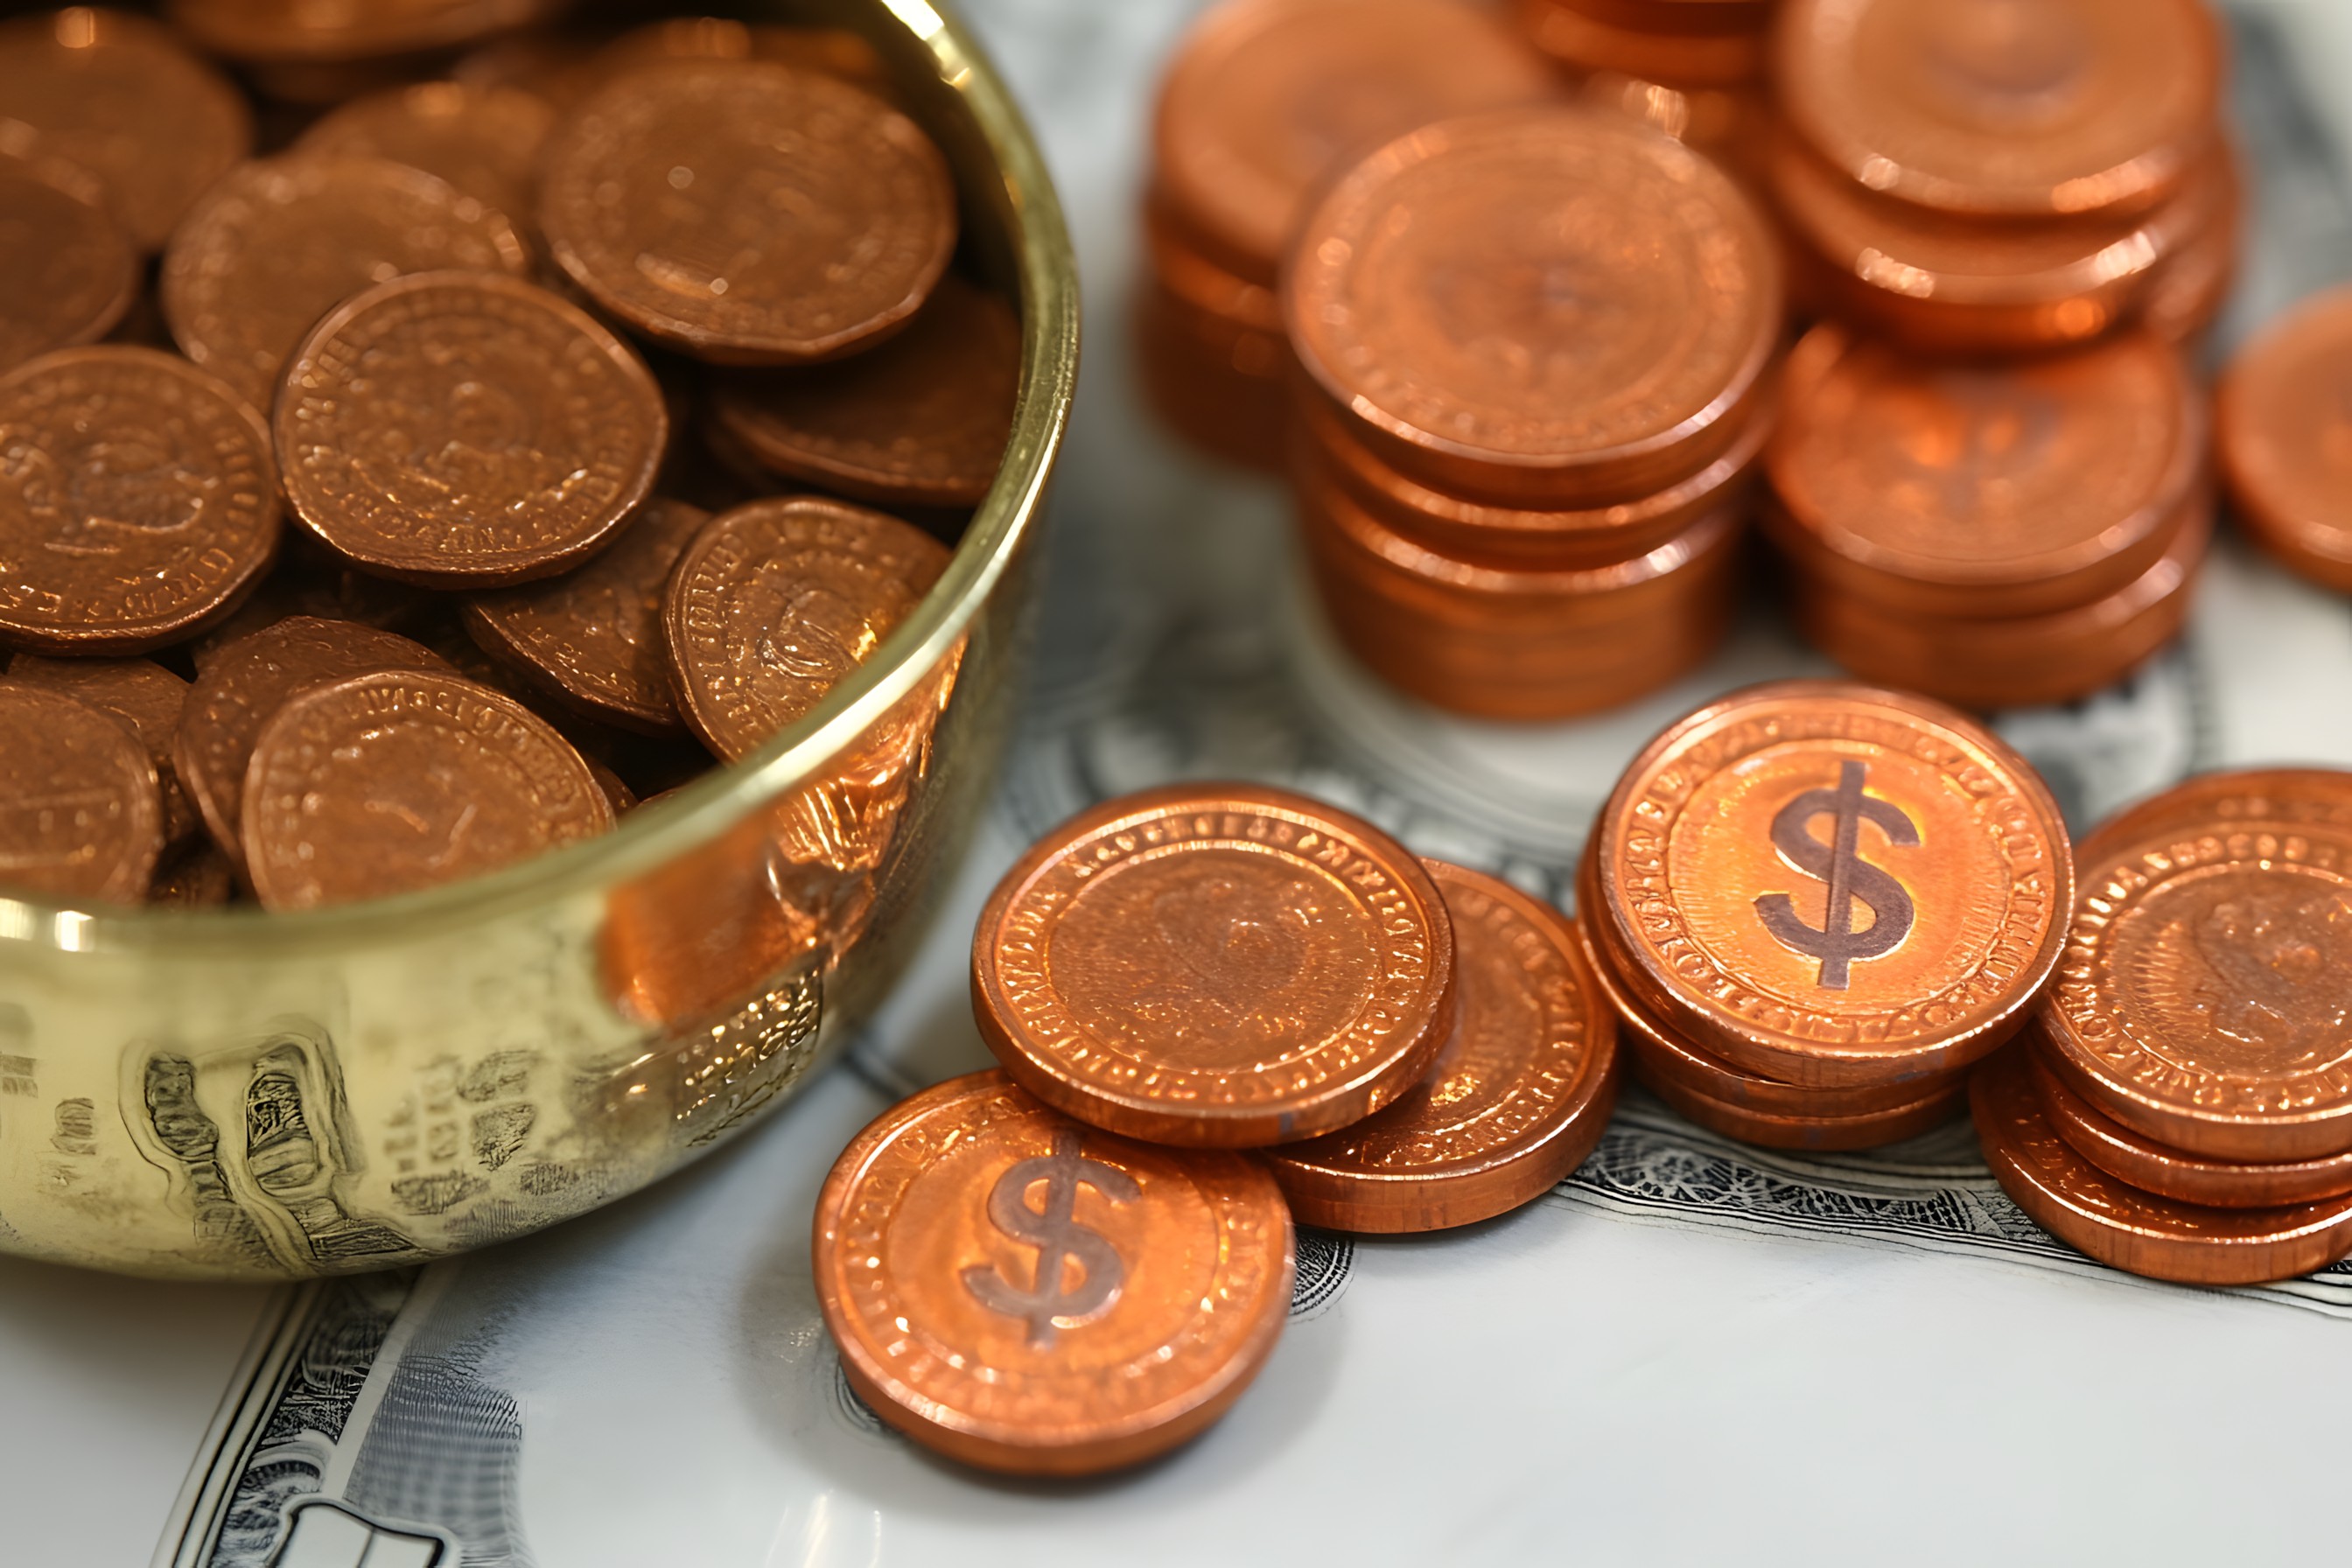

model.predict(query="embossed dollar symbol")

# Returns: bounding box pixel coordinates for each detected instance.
[962,1129,1141,1347]
[1754,760,1921,990]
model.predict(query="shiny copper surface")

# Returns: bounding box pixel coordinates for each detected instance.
[973,784,1456,1148]
[295,80,556,223]
[0,682,161,905]
[0,144,134,373]
[1132,284,1290,472]
[1517,0,1768,89]
[2220,283,2352,593]
[1642,1052,1967,1150]
[166,0,564,64]
[4,654,195,845]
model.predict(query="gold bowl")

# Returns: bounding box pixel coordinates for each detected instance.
[0,0,1078,1280]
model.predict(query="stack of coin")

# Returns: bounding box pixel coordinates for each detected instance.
[1765,323,2212,710]
[1978,770,2352,1285]
[1767,0,2236,355]
[0,10,1020,915]
[1579,682,2072,1150]
[1511,0,1774,176]
[2218,284,2352,595]
[1283,106,1782,719]
[1137,0,1555,470]
[816,782,1623,1473]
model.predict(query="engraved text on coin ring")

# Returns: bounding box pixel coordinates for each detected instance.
[962,1129,1139,1348]
[1754,760,1921,990]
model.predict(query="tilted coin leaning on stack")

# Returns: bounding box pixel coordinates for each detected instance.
[0,4,1020,914]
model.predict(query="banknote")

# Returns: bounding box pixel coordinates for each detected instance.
[116,2,2352,1564]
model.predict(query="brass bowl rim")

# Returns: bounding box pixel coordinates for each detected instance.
[0,0,1079,959]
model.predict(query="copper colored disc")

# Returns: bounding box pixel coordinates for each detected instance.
[464,498,708,737]
[1517,0,1768,88]
[2220,283,2352,595]
[0,141,135,373]
[1133,285,1288,472]
[176,617,453,874]
[1285,106,1782,509]
[538,60,955,366]
[813,1070,1294,1476]
[1773,0,2220,220]
[1542,0,1774,35]
[0,8,252,252]
[161,154,530,409]
[0,683,161,905]
[295,81,556,223]
[1768,325,2202,619]
[0,346,279,656]
[973,783,1457,1148]
[2028,1038,2352,1211]
[242,668,613,912]
[587,18,896,100]
[1973,1044,2352,1286]
[167,0,564,65]
[1152,0,1556,287]
[1593,680,2072,1088]
[2073,769,2352,872]
[276,270,667,589]
[1264,860,1620,1231]
[663,497,950,763]
[1638,1048,1967,1151]
[1142,187,1282,338]
[709,275,1021,508]
[2042,776,2352,1164]
[5,655,195,845]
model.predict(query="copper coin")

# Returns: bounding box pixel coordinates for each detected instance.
[0,682,160,904]
[709,275,1021,508]
[1973,1043,2352,1286]
[175,616,452,872]
[148,836,234,909]
[5,654,194,844]
[167,0,564,64]
[2042,777,2352,1163]
[1773,0,2220,220]
[161,154,530,409]
[1593,680,2072,1088]
[663,497,949,762]
[188,543,438,671]
[2220,283,2352,595]
[538,60,955,366]
[973,783,1457,1148]
[463,497,708,736]
[276,270,666,588]
[2028,1036,2352,1211]
[295,81,556,224]
[1768,325,2202,619]
[1133,285,1289,473]
[0,136,135,373]
[590,17,894,97]
[1142,186,1282,339]
[2139,150,2242,348]
[1540,0,1774,35]
[1285,106,1782,509]
[0,346,279,656]
[1518,0,1768,88]
[0,7,251,252]
[1264,860,1620,1231]
[1792,486,2208,713]
[1640,1053,1967,1151]
[2074,769,2352,872]
[242,668,613,912]
[813,1069,1293,1476]
[1153,0,1554,287]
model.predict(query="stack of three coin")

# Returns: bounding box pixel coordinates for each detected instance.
[1511,0,1774,179]
[1977,771,2352,1286]
[815,784,1623,1474]
[1282,105,1783,720]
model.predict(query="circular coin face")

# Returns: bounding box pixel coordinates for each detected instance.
[5,654,194,844]
[814,1070,1293,1475]
[710,275,1022,508]
[973,783,1456,1147]
[295,81,556,223]
[1285,106,1782,508]
[2043,775,2352,1162]
[167,0,564,64]
[242,669,613,911]
[0,347,279,656]
[538,60,955,365]
[162,155,530,408]
[464,497,707,735]
[277,271,667,588]
[1594,680,2072,1088]
[0,145,135,374]
[1264,860,1617,1231]
[1973,1043,2352,1285]
[0,683,161,905]
[2219,284,2352,594]
[0,8,253,251]
[1774,0,2220,219]
[663,497,950,761]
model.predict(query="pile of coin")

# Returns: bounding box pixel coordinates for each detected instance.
[0,7,1019,914]
[1578,681,2072,1150]
[1511,0,1772,177]
[1135,0,1554,472]
[815,782,1622,1472]
[1978,771,2352,1285]
[1284,106,1782,719]
[2219,283,2352,596]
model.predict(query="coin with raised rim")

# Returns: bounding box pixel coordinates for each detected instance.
[0,682,161,905]
[973,783,1457,1148]
[1264,860,1619,1231]
[813,1069,1293,1475]
[0,346,279,656]
[0,139,135,373]
[295,80,556,223]
[5,654,194,844]
[2219,283,2352,594]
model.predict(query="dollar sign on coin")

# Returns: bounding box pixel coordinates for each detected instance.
[1754,760,1920,990]
[962,1128,1142,1347]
